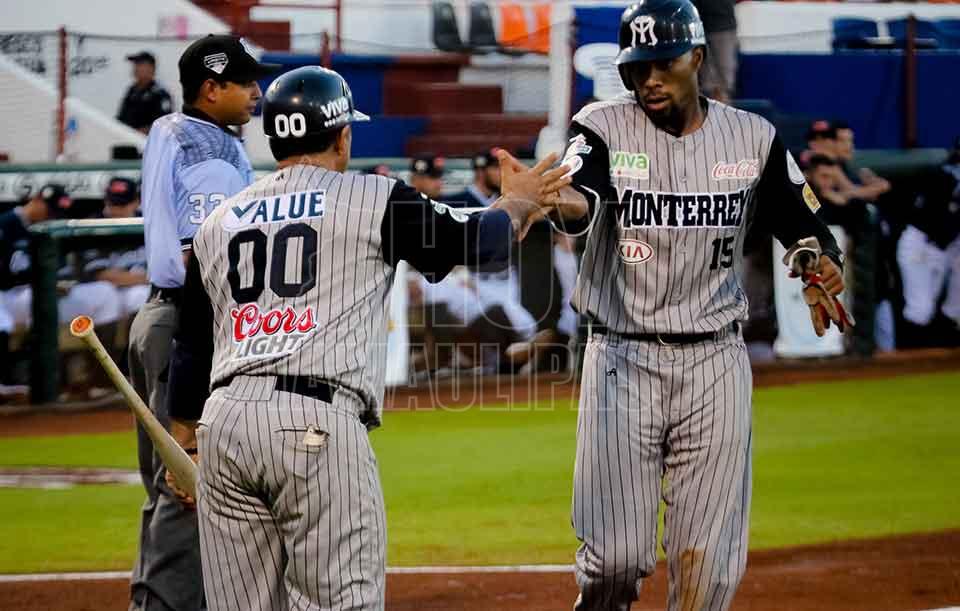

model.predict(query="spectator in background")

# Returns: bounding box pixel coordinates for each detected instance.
[0,186,122,400]
[805,120,839,160]
[117,52,173,134]
[409,154,446,200]
[833,120,891,202]
[447,149,501,208]
[365,163,391,177]
[806,119,890,203]
[0,185,62,400]
[693,0,738,103]
[79,178,150,319]
[896,138,960,344]
[804,154,856,215]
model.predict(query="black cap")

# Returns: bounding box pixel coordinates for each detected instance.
[410,155,446,178]
[806,119,837,142]
[178,35,282,89]
[472,148,502,170]
[33,184,72,217]
[126,51,156,65]
[105,177,139,205]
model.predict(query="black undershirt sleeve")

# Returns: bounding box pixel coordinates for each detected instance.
[167,253,214,421]
[379,180,514,283]
[752,134,843,268]
[552,121,617,235]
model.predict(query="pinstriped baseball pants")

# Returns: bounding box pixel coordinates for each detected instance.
[573,329,752,611]
[196,375,386,611]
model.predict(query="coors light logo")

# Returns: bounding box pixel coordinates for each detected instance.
[230,304,316,359]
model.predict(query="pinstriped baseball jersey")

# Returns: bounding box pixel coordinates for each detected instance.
[179,163,517,428]
[562,94,839,335]
[191,165,396,426]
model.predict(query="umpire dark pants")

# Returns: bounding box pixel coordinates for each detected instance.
[127,297,205,611]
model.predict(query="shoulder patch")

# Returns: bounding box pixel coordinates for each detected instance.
[802,183,821,213]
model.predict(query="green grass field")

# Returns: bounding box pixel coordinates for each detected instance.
[1,371,958,573]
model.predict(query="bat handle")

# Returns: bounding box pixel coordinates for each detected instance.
[69,315,199,498]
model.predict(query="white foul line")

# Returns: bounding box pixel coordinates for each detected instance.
[0,565,575,583]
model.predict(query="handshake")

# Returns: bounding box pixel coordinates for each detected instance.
[490,150,588,240]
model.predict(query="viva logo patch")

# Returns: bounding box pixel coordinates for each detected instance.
[610,151,650,180]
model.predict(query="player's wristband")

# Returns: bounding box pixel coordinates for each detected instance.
[183,447,198,456]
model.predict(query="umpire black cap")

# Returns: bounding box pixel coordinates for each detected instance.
[615,0,706,88]
[179,35,281,90]
[263,66,370,140]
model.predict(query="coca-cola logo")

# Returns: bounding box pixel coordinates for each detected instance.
[231,304,316,342]
[711,159,759,180]
[617,239,654,264]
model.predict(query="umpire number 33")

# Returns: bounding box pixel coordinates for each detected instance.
[188,193,225,224]
[227,223,318,303]
[709,236,734,270]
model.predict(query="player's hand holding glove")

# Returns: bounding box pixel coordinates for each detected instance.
[783,237,855,337]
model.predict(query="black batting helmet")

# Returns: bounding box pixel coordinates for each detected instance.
[263,66,369,142]
[615,0,706,89]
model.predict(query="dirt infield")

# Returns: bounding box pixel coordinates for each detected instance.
[1,530,957,610]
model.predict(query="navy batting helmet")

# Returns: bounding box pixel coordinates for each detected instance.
[615,0,706,89]
[263,66,369,142]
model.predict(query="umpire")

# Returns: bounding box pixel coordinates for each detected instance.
[127,35,279,611]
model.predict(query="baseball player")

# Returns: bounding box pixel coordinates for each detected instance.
[446,150,501,208]
[0,185,75,398]
[79,178,150,318]
[527,2,851,608]
[408,154,446,199]
[161,66,576,611]
[897,138,960,335]
[127,35,279,611]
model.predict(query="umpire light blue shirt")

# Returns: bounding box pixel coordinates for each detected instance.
[141,111,254,288]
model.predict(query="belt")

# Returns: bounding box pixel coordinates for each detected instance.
[590,321,739,346]
[273,375,337,403]
[211,374,339,404]
[149,284,182,305]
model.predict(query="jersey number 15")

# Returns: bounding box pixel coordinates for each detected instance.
[227,223,318,303]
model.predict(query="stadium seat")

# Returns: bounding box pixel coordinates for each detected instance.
[832,18,880,50]
[936,19,960,49]
[432,1,466,53]
[887,18,940,48]
[499,3,530,51]
[530,3,551,55]
[468,2,500,54]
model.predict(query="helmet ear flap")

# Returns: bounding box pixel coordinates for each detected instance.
[619,64,633,91]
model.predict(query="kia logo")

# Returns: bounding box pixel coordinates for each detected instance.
[618,239,654,264]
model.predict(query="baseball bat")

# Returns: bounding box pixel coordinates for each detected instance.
[70,315,198,498]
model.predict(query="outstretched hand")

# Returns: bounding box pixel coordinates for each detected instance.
[498,150,571,203]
